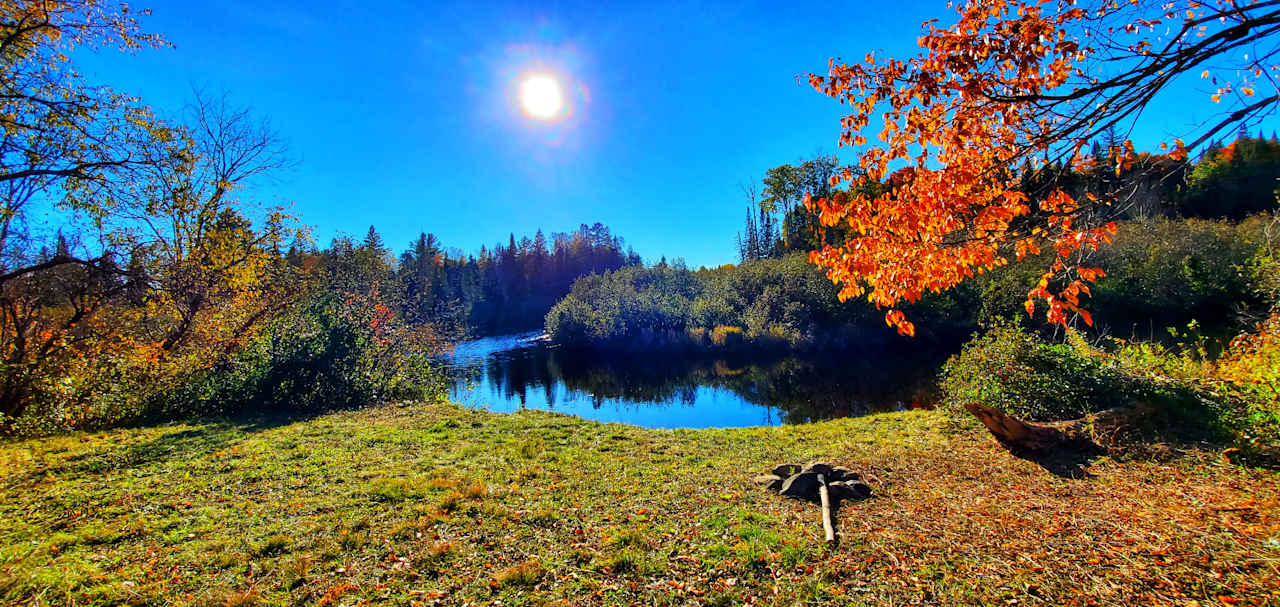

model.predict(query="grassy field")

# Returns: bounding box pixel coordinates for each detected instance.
[1,402,1277,606]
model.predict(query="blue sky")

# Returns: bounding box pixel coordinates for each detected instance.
[75,1,1276,268]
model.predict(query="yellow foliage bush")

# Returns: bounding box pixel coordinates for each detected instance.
[1215,311,1280,449]
[709,325,744,347]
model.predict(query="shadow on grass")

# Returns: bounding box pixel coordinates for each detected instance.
[825,492,876,548]
[25,408,340,482]
[1001,441,1103,479]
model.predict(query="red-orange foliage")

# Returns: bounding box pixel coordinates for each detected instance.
[805,0,1279,335]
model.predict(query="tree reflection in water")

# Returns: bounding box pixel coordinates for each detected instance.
[442,333,950,428]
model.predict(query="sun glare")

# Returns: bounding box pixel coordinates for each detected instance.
[520,75,563,119]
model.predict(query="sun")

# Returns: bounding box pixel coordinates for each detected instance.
[520,74,563,119]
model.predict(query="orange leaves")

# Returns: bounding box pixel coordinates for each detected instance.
[801,0,1148,334]
[1014,238,1041,260]
[1077,267,1106,282]
[884,310,916,336]
[1077,308,1093,327]
[316,583,358,607]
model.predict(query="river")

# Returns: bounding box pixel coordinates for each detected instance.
[439,332,949,428]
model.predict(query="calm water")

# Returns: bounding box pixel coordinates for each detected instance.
[440,332,949,428]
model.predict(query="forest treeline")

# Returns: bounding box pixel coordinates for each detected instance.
[546,216,1274,350]
[313,223,639,336]
[735,129,1280,263]
[6,201,637,435]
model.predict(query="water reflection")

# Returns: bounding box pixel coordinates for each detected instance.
[441,332,947,428]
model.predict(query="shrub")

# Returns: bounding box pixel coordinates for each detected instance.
[1214,312,1280,451]
[970,216,1269,339]
[0,338,165,436]
[939,323,1140,421]
[154,291,445,420]
[1092,217,1263,336]
[709,325,745,348]
[942,321,1279,459]
[544,254,898,350]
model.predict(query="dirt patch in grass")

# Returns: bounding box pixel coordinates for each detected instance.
[0,402,1276,605]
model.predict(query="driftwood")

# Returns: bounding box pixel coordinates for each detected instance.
[964,402,1154,453]
[816,474,835,545]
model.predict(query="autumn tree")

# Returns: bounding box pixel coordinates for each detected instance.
[0,3,309,428]
[0,0,164,280]
[0,0,168,422]
[804,0,1280,335]
[113,91,299,354]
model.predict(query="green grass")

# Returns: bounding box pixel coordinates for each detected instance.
[0,402,1277,605]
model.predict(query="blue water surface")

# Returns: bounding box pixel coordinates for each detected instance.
[441,332,943,429]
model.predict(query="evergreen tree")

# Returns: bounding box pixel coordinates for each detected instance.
[362,226,386,254]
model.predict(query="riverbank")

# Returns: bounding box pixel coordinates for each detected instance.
[2,402,1276,605]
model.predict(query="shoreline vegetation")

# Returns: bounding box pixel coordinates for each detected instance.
[1,402,1275,606]
[543,215,1278,355]
[543,255,976,354]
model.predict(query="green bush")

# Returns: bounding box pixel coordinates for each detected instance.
[939,323,1140,421]
[939,321,1280,458]
[1090,217,1264,337]
[544,254,901,350]
[1108,338,1275,454]
[970,216,1269,340]
[154,292,445,419]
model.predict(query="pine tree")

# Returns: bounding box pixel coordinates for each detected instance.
[758,206,776,259]
[1203,139,1223,161]
[362,225,385,253]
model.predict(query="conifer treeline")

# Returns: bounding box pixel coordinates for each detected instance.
[736,133,1280,263]
[295,222,641,336]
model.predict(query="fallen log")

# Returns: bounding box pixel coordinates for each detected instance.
[964,402,1154,453]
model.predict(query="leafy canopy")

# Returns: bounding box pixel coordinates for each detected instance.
[805,0,1280,335]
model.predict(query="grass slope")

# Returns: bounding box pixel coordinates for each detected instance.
[1,403,1277,606]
